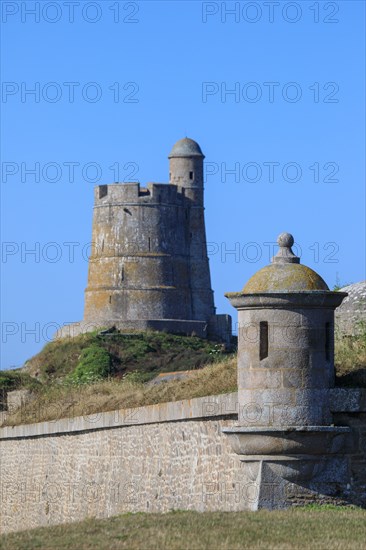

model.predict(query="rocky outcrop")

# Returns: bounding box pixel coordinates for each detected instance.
[335,282,366,336]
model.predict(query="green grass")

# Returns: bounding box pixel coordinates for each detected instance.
[1,508,365,550]
[67,344,112,384]
[21,331,230,382]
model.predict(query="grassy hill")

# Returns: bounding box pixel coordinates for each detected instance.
[0,327,365,426]
[0,331,236,424]
[23,330,229,382]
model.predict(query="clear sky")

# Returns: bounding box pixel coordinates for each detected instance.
[1,0,365,369]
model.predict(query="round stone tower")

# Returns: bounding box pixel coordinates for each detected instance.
[56,138,231,342]
[169,138,215,321]
[83,181,193,325]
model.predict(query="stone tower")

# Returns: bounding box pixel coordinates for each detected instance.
[57,138,231,342]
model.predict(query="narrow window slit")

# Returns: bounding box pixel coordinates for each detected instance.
[260,321,268,360]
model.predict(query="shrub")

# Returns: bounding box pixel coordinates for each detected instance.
[68,344,111,385]
[122,371,156,385]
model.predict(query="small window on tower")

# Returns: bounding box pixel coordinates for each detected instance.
[189,171,193,180]
[259,321,269,360]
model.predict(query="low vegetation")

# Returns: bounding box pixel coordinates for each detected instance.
[0,370,40,410]
[335,323,366,387]
[3,356,237,426]
[0,326,365,426]
[0,332,236,425]
[1,507,366,550]
[21,331,224,382]
[67,343,112,384]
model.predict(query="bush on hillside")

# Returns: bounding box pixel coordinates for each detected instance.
[68,344,112,385]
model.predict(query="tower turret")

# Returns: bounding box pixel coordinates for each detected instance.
[169,138,214,321]
[168,137,204,205]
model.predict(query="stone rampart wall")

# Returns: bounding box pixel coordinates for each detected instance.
[1,390,365,534]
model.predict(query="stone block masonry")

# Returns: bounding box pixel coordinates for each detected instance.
[1,390,365,534]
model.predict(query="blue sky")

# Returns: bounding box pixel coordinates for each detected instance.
[1,0,365,369]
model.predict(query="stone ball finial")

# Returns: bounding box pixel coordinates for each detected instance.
[273,232,300,264]
[277,232,294,248]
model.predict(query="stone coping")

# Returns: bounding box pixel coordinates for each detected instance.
[0,392,238,440]
[225,292,347,309]
[0,389,364,441]
[222,426,351,433]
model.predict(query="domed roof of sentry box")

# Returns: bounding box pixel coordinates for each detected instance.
[168,138,205,158]
[242,232,329,293]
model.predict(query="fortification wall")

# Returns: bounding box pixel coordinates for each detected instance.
[1,390,365,534]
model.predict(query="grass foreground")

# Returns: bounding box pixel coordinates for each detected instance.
[1,507,366,550]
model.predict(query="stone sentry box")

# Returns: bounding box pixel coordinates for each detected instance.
[223,232,351,509]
